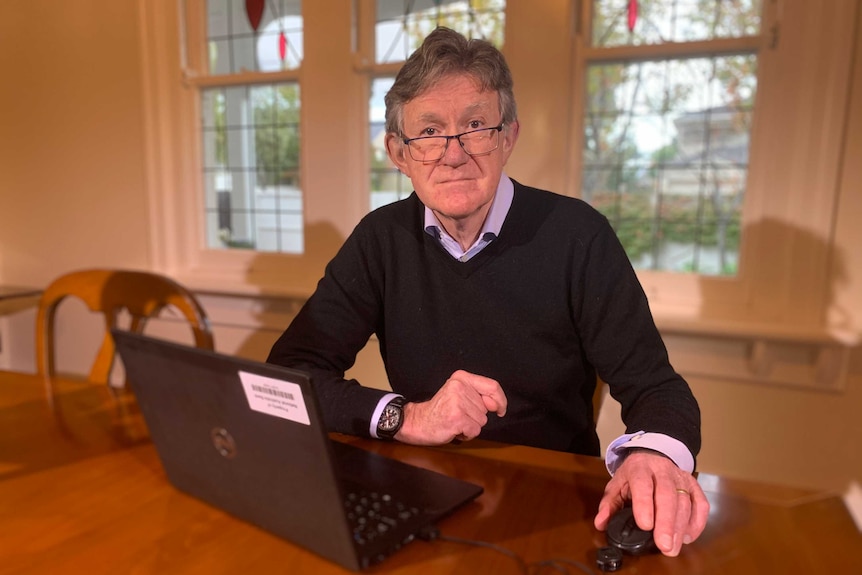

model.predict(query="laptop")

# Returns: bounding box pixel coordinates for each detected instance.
[112,330,483,571]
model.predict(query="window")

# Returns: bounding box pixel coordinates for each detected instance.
[579,0,762,276]
[202,83,302,252]
[562,0,855,331]
[198,0,304,253]
[366,1,507,210]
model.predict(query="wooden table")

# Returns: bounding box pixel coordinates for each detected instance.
[1,370,860,574]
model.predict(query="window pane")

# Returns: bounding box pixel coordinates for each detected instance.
[202,83,302,253]
[592,0,762,47]
[369,77,406,209]
[375,0,505,64]
[582,55,756,276]
[207,0,303,74]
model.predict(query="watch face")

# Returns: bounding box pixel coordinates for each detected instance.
[379,404,402,432]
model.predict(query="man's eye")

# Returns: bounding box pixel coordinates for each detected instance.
[421,128,438,136]
[468,120,482,130]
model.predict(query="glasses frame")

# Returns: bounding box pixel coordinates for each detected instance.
[400,124,505,162]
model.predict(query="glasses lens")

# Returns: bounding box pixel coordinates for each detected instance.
[461,128,500,155]
[406,127,501,161]
[409,137,447,161]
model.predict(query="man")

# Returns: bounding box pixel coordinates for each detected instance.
[268,27,708,557]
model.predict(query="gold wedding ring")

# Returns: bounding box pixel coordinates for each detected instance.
[676,488,690,496]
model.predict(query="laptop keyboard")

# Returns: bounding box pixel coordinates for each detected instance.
[343,487,420,546]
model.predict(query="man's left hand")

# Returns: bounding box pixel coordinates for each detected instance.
[593,449,709,557]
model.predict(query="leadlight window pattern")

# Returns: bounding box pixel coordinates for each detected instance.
[593,0,762,47]
[202,0,303,253]
[582,0,762,276]
[370,1,506,209]
[202,83,302,253]
[207,0,303,73]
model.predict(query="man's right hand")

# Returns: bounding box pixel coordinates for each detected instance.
[395,370,507,445]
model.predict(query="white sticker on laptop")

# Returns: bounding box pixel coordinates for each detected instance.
[239,371,310,425]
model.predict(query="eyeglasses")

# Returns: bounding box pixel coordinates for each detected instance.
[401,124,504,162]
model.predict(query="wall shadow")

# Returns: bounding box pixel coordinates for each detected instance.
[232,221,345,362]
[689,216,862,491]
[696,217,849,328]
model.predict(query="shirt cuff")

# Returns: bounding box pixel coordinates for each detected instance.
[604,431,695,475]
[368,393,404,439]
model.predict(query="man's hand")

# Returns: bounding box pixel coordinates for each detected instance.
[395,370,507,445]
[594,449,709,557]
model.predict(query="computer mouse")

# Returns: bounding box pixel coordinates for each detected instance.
[605,505,657,555]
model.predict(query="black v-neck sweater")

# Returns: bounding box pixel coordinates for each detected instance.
[268,180,701,458]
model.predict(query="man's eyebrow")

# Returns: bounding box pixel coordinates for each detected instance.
[413,102,494,124]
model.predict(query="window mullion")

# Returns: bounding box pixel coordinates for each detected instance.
[583,36,763,63]
[188,69,302,88]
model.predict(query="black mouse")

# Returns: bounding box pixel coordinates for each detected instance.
[605,506,657,555]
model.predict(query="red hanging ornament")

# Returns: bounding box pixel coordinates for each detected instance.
[279,31,288,62]
[627,0,638,32]
[245,0,265,32]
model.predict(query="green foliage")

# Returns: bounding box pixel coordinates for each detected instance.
[594,191,741,270]
[253,84,301,187]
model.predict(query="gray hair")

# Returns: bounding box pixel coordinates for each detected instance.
[384,27,517,134]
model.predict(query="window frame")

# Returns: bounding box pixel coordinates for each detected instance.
[141,0,368,296]
[564,0,854,336]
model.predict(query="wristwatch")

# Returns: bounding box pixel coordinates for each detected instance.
[376,397,405,440]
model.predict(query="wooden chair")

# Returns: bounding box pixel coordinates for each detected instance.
[35,269,214,393]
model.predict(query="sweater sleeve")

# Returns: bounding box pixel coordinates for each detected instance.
[267,221,391,437]
[574,220,702,462]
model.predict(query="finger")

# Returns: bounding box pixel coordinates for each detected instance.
[460,399,490,430]
[452,370,508,416]
[669,488,691,556]
[446,380,491,422]
[650,479,682,555]
[480,393,506,416]
[685,484,710,543]
[629,475,656,531]
[456,418,483,441]
[593,480,626,530]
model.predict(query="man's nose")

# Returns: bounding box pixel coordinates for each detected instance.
[441,136,470,165]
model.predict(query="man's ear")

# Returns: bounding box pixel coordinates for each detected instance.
[385,132,412,176]
[500,120,520,163]
[503,120,520,151]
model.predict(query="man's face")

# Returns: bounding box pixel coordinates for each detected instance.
[385,74,519,225]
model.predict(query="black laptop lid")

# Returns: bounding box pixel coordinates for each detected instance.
[113,330,362,570]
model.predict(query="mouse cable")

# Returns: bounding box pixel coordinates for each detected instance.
[419,527,598,575]
[531,558,598,575]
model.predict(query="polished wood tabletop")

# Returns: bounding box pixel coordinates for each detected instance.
[1,369,860,574]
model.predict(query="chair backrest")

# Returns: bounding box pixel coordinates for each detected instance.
[36,269,214,385]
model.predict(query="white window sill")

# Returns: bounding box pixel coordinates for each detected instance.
[654,314,859,392]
